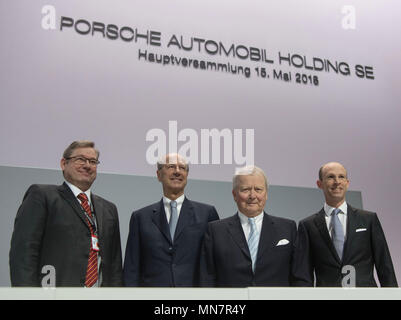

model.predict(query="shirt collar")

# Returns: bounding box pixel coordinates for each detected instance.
[324,201,348,217]
[163,194,185,206]
[65,181,91,204]
[238,210,264,225]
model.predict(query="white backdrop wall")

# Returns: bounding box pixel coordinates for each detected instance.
[1,1,400,283]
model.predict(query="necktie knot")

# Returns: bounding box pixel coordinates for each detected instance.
[332,208,341,216]
[77,192,88,203]
[248,217,257,229]
[170,200,177,209]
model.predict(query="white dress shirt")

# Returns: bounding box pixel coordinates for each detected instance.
[238,211,264,241]
[324,201,348,238]
[65,181,92,208]
[163,194,185,223]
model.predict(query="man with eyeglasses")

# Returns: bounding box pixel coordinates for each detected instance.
[10,140,123,287]
[123,153,219,287]
[295,161,397,287]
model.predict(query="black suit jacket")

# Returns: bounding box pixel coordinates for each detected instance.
[123,197,219,287]
[9,183,123,287]
[200,212,308,287]
[296,204,398,287]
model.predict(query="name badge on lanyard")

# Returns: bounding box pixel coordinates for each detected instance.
[91,235,100,252]
[83,203,100,252]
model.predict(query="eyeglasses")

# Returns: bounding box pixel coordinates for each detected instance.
[66,156,100,167]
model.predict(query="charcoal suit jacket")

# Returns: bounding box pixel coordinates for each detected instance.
[9,183,123,287]
[199,212,309,287]
[295,204,397,287]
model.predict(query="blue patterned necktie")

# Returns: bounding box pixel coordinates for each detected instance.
[331,208,344,259]
[248,217,259,272]
[169,200,178,241]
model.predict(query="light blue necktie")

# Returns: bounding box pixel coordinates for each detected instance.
[331,208,344,259]
[248,217,259,272]
[169,200,178,241]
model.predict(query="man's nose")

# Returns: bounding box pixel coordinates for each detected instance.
[82,160,92,168]
[172,165,182,173]
[249,189,256,198]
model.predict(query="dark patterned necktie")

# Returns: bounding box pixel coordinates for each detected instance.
[77,193,98,287]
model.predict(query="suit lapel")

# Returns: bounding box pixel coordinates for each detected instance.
[227,214,250,259]
[91,194,104,237]
[151,199,172,243]
[256,213,276,260]
[58,182,89,229]
[313,208,341,263]
[173,198,196,242]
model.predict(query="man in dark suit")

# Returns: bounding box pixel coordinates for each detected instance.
[296,161,397,287]
[9,141,123,287]
[200,166,308,287]
[123,153,219,287]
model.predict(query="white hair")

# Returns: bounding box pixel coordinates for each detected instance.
[232,165,268,190]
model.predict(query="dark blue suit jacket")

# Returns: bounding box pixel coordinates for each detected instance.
[123,197,219,287]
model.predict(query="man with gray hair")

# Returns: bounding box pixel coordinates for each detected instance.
[200,165,308,287]
[10,140,123,287]
[124,153,219,287]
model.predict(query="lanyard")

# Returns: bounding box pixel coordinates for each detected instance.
[80,205,98,235]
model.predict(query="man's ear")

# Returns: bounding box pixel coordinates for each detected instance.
[316,179,322,189]
[232,189,237,201]
[60,158,66,170]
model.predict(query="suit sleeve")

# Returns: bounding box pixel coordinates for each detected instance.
[371,213,398,287]
[9,185,48,286]
[208,206,220,222]
[123,211,141,286]
[107,203,123,286]
[291,220,314,287]
[199,222,217,287]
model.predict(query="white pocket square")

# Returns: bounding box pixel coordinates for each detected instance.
[356,228,367,232]
[276,239,290,246]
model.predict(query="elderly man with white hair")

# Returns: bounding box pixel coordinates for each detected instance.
[200,165,309,287]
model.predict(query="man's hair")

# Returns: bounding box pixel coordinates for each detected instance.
[157,153,189,171]
[63,140,99,159]
[232,165,268,191]
[318,162,348,181]
[318,165,324,181]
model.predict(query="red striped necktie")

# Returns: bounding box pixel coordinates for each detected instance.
[77,192,98,287]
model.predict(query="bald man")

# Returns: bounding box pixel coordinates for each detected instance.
[123,154,219,287]
[295,162,397,287]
